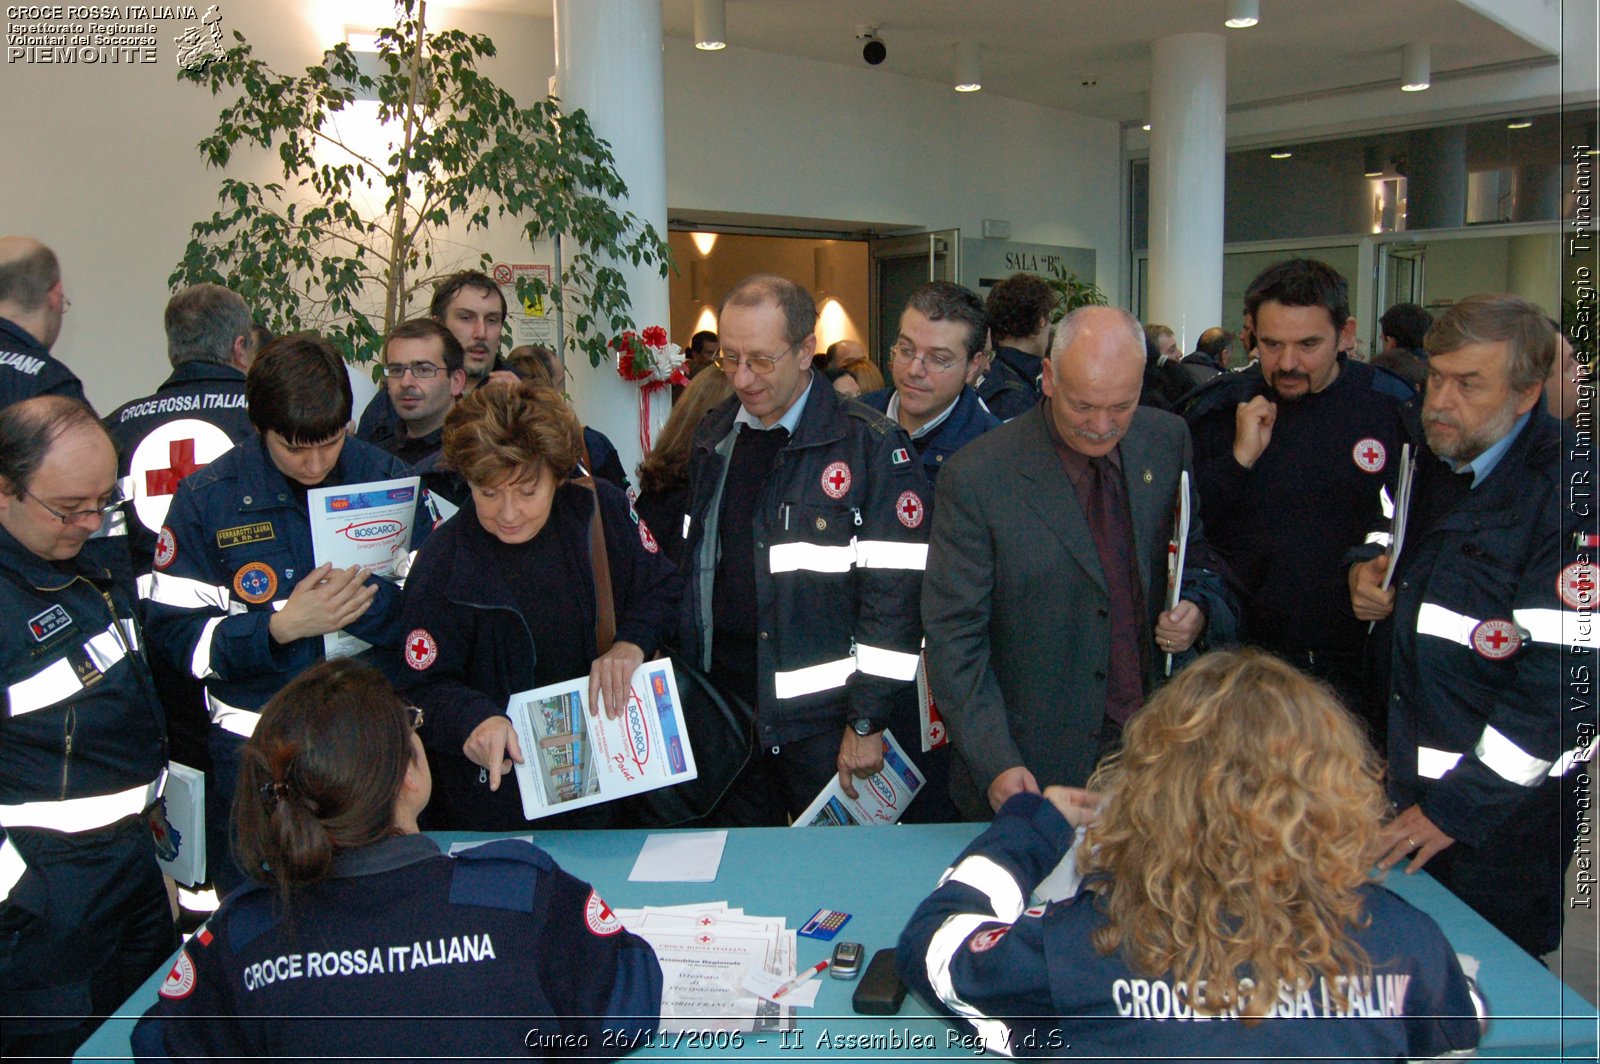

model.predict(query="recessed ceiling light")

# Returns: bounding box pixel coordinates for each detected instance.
[1224,0,1260,29]
[1142,123,1151,132]
[1506,118,1533,130]
[1270,149,1293,160]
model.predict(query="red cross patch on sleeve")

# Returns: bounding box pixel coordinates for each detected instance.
[585,889,622,935]
[896,491,925,529]
[158,950,197,1000]
[404,629,439,670]
[153,526,178,570]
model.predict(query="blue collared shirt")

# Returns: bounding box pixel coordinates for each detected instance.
[1446,410,1530,487]
[733,376,813,434]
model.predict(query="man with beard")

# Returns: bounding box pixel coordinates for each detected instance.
[1183,259,1414,731]
[357,271,517,442]
[1349,295,1592,960]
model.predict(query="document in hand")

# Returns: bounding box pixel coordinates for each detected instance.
[505,659,699,821]
[1164,470,1190,677]
[793,728,924,827]
[307,475,424,658]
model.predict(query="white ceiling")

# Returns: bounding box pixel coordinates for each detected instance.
[445,0,1562,125]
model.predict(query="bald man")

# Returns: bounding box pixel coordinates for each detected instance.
[0,236,87,410]
[924,306,1237,818]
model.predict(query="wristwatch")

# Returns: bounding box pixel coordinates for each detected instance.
[849,718,878,737]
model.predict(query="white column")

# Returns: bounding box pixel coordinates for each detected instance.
[553,0,670,485]
[1147,33,1226,352]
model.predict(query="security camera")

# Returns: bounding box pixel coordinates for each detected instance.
[856,25,886,65]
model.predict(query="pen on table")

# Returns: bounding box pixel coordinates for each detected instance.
[772,960,829,999]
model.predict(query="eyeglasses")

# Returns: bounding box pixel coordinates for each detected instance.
[405,705,425,731]
[890,341,962,374]
[27,486,124,525]
[382,362,447,379]
[714,343,799,376]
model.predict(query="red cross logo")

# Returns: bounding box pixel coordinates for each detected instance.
[585,890,622,936]
[897,490,925,529]
[1470,618,1521,661]
[698,916,716,927]
[821,461,852,499]
[1351,437,1386,474]
[404,628,438,670]
[696,932,714,945]
[145,439,203,497]
[1560,562,1596,609]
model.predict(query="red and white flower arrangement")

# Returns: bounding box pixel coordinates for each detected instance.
[612,325,688,454]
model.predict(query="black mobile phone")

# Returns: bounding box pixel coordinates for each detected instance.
[851,947,907,1015]
[830,940,863,979]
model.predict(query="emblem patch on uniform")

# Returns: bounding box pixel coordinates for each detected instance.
[821,461,852,499]
[232,562,278,605]
[158,950,197,1000]
[1352,438,1387,473]
[216,521,276,550]
[638,519,660,554]
[1470,618,1522,660]
[585,889,622,936]
[27,604,72,643]
[890,447,911,466]
[153,526,177,570]
[896,490,925,529]
[1023,904,1047,919]
[1560,561,1596,610]
[927,719,946,747]
[405,629,438,671]
[968,926,1008,953]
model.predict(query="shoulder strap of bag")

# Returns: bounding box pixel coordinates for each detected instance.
[577,430,617,653]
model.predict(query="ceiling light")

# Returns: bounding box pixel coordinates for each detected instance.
[1224,0,1259,29]
[693,0,726,51]
[1401,43,1430,91]
[953,41,981,92]
[1362,145,1384,177]
[1270,148,1292,159]
[1507,117,1533,130]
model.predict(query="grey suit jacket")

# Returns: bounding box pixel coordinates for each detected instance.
[922,404,1235,805]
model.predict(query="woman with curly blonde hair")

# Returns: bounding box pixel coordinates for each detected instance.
[899,650,1482,1059]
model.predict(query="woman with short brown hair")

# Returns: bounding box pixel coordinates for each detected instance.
[397,381,681,830]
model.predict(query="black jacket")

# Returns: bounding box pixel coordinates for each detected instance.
[398,479,682,829]
[0,316,86,411]
[678,374,930,744]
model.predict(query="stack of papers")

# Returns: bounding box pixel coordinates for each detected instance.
[613,902,802,1031]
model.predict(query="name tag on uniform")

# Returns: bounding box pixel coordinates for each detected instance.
[28,605,73,642]
[216,522,275,549]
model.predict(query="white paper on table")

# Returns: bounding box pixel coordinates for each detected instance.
[792,728,924,827]
[504,659,698,821]
[742,968,822,1007]
[628,831,728,882]
[307,475,422,659]
[641,930,783,1033]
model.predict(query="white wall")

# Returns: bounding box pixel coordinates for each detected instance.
[1,3,1118,417]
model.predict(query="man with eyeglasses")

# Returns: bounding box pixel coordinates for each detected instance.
[357,271,518,444]
[0,396,173,1058]
[861,282,999,500]
[680,274,931,826]
[369,318,467,467]
[0,236,88,412]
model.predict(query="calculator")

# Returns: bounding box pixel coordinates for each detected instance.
[798,908,853,941]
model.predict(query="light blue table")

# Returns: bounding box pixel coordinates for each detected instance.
[76,824,1598,1060]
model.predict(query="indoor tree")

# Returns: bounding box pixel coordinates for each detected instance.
[171,0,670,368]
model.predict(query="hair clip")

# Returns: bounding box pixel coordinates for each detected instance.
[259,779,290,812]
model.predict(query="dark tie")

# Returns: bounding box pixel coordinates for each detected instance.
[1086,456,1144,725]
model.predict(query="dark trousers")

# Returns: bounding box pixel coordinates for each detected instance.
[1425,782,1569,958]
[708,729,843,827]
[0,816,175,1062]
[206,726,247,896]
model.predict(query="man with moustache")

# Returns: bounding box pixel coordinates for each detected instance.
[925,306,1235,818]
[1349,295,1592,959]
[1184,259,1413,729]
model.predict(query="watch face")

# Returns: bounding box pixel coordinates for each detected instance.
[852,719,874,736]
